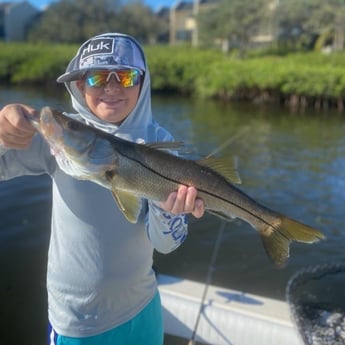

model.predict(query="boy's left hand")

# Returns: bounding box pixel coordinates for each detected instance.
[159,186,205,218]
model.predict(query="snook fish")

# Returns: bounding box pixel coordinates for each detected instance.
[30,106,325,266]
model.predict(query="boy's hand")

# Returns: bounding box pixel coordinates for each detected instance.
[159,186,205,218]
[0,104,37,149]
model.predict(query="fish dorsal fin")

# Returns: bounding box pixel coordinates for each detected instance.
[197,157,242,184]
[111,189,142,223]
[144,141,184,150]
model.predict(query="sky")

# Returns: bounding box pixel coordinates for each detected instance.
[9,0,177,11]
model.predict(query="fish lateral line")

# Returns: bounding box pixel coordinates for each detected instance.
[35,107,326,266]
[118,149,322,246]
[114,148,279,230]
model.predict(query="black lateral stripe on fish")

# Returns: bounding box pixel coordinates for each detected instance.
[31,106,325,267]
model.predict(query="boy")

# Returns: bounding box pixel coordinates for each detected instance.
[0,33,204,345]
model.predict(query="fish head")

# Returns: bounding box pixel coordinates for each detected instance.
[35,107,96,160]
[33,107,117,184]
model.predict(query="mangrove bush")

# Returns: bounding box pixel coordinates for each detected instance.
[1,43,345,110]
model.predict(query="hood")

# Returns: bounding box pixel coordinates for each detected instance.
[60,33,153,142]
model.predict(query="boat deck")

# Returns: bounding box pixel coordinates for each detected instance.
[158,274,303,345]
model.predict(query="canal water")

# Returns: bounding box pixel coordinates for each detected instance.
[1,85,344,344]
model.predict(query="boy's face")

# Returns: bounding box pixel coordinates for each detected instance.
[76,74,141,125]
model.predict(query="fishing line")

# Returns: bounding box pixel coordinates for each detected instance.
[187,220,226,345]
[187,128,251,345]
[205,126,251,159]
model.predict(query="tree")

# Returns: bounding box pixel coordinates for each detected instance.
[275,0,312,50]
[198,0,270,57]
[276,0,345,52]
[115,1,168,44]
[27,0,163,44]
[28,0,121,43]
[304,0,345,51]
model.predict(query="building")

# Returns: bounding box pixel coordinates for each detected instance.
[168,0,278,48]
[0,1,38,41]
[169,0,219,46]
[156,5,171,43]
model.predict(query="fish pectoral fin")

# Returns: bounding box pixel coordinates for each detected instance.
[111,189,142,223]
[197,157,242,184]
[260,216,325,267]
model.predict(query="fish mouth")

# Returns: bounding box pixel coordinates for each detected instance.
[26,113,41,130]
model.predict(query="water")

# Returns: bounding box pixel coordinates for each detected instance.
[1,85,345,344]
[151,97,345,306]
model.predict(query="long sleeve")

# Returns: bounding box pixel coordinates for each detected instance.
[0,134,56,180]
[0,145,9,156]
[146,200,188,254]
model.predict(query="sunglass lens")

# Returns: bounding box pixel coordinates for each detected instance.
[86,72,107,87]
[117,70,140,87]
[86,70,141,88]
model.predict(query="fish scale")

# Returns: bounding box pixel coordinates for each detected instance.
[30,106,325,267]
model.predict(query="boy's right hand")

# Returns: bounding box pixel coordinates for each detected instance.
[0,104,38,149]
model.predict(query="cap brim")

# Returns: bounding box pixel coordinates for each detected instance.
[57,65,143,83]
[56,70,85,83]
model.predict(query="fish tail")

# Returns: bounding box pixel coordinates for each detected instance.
[260,216,325,267]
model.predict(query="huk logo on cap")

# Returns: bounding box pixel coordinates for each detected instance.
[80,38,114,61]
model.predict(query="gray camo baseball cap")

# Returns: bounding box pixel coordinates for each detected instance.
[57,33,145,83]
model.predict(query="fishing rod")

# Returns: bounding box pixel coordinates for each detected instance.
[187,127,250,345]
[187,220,226,345]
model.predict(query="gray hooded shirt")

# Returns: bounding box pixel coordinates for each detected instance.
[0,33,187,337]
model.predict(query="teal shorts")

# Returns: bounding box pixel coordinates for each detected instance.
[49,292,163,345]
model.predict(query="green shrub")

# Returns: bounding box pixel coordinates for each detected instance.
[2,42,345,106]
[0,43,75,83]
